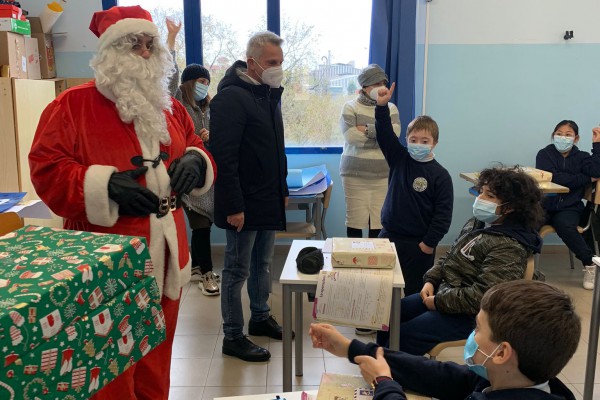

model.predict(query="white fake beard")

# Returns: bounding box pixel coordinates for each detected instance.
[91,43,174,145]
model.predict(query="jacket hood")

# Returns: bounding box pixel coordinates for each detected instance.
[217,60,283,99]
[485,222,543,254]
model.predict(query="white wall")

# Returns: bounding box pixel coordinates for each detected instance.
[428,0,600,44]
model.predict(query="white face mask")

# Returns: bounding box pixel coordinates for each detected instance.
[252,59,284,88]
[369,87,382,101]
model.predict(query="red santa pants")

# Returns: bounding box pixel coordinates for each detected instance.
[90,292,181,400]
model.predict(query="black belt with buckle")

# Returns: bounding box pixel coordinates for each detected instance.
[157,195,182,218]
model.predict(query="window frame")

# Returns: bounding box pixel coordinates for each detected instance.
[105,0,377,154]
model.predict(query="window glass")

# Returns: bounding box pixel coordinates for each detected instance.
[200,0,266,98]
[280,0,371,146]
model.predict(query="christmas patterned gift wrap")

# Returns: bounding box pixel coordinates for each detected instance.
[0,276,165,400]
[0,226,154,362]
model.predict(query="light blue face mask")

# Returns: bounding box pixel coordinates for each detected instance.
[463,330,502,381]
[193,82,209,101]
[472,196,502,224]
[552,136,575,153]
[407,143,432,161]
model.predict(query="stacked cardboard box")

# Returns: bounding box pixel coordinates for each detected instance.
[28,16,55,79]
[0,226,166,399]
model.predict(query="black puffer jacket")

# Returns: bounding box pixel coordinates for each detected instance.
[209,60,288,230]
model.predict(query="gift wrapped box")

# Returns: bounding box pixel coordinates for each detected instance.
[0,226,154,364]
[1,276,166,399]
[331,238,396,268]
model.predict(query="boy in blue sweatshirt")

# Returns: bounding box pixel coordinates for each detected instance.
[374,83,453,296]
[309,280,579,400]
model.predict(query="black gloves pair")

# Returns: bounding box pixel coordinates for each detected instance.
[107,152,207,217]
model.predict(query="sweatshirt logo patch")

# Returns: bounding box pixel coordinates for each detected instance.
[460,234,482,261]
[412,177,428,192]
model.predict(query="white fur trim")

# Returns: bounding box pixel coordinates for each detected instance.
[186,147,215,196]
[98,18,159,51]
[84,165,119,227]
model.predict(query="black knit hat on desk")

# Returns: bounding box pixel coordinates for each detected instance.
[181,64,210,84]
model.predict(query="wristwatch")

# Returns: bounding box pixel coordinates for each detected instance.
[371,376,393,389]
[364,125,369,136]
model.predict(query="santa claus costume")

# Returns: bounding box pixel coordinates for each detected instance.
[28,5,216,400]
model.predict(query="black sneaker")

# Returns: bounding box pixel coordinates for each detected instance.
[248,315,294,340]
[222,336,271,362]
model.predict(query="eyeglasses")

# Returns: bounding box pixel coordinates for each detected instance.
[131,37,155,54]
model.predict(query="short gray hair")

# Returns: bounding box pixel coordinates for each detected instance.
[246,31,283,59]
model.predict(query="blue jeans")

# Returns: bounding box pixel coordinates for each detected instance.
[377,294,475,355]
[221,230,275,339]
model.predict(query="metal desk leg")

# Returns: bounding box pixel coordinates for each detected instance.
[282,284,293,392]
[295,291,304,376]
[314,200,322,240]
[584,264,600,400]
[389,287,402,351]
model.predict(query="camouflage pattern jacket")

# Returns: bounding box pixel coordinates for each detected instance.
[424,217,542,315]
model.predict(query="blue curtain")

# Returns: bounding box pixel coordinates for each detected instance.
[369,0,417,144]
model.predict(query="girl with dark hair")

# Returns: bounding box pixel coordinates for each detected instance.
[167,18,219,296]
[536,120,600,289]
[377,166,544,355]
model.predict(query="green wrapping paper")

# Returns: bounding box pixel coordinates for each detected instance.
[0,226,164,399]
[0,226,153,356]
[0,276,166,399]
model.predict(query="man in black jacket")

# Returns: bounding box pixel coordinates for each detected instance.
[210,31,289,362]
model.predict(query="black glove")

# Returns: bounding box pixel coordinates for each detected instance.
[168,151,207,194]
[108,167,159,216]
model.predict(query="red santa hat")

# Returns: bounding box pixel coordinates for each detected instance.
[89,5,159,51]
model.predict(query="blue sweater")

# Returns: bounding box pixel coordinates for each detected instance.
[536,143,600,212]
[375,106,453,248]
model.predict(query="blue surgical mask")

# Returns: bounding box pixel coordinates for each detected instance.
[407,143,432,161]
[464,330,502,381]
[193,82,209,101]
[552,136,575,153]
[472,196,502,224]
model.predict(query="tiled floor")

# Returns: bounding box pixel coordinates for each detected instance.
[169,245,600,399]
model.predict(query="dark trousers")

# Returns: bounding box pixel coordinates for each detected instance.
[376,294,475,355]
[383,237,435,296]
[546,209,593,266]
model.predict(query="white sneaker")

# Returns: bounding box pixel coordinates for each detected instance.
[583,265,596,290]
[199,271,220,296]
[190,267,202,282]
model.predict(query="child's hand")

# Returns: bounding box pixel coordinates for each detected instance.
[420,282,434,301]
[354,347,392,385]
[593,127,600,143]
[309,323,351,358]
[166,17,182,36]
[423,296,436,310]
[376,82,396,106]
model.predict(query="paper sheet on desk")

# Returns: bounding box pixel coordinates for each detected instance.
[287,165,329,188]
[6,199,52,219]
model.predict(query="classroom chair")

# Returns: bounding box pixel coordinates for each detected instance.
[0,212,24,236]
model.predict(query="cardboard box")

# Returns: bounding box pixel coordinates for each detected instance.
[0,18,30,35]
[331,238,396,268]
[1,276,166,399]
[31,33,55,78]
[0,31,26,78]
[24,36,41,79]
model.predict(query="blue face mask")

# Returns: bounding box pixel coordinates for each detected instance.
[552,136,575,153]
[472,196,502,224]
[463,330,502,381]
[193,82,209,101]
[407,143,432,161]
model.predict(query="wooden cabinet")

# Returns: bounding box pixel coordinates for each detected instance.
[0,77,62,227]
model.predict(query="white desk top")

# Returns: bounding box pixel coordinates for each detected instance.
[215,389,429,400]
[279,239,405,288]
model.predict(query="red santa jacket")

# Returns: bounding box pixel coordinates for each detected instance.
[28,81,216,300]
